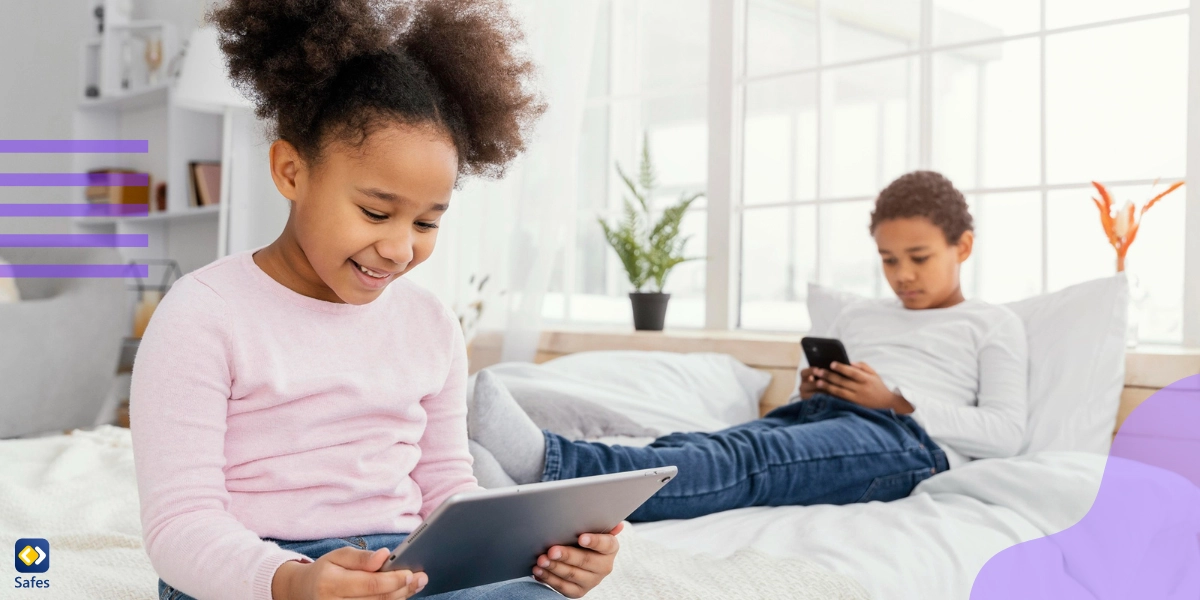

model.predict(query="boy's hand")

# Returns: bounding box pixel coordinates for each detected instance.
[532,521,624,598]
[798,367,819,399]
[812,362,914,414]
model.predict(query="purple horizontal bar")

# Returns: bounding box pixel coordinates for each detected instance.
[0,140,148,153]
[0,264,149,278]
[0,234,148,247]
[0,203,149,217]
[0,173,149,186]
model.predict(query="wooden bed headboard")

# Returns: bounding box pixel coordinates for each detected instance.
[468,328,1200,436]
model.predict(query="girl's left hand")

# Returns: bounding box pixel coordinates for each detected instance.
[532,521,624,598]
[814,361,915,414]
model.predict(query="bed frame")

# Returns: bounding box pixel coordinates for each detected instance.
[468,327,1200,436]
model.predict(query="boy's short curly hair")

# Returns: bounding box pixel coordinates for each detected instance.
[206,0,547,180]
[869,171,974,243]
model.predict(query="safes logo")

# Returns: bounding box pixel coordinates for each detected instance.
[14,538,51,590]
[14,539,48,573]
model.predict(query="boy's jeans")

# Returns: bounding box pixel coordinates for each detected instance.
[157,532,563,600]
[543,393,950,522]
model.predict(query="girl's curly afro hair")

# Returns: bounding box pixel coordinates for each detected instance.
[869,170,974,244]
[206,0,547,180]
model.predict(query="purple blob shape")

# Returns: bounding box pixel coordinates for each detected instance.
[0,203,149,217]
[0,140,148,153]
[0,264,148,278]
[972,375,1200,599]
[0,173,149,186]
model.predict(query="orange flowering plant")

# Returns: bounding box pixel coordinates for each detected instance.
[1090,179,1185,272]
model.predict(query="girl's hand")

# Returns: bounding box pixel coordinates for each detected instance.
[276,547,425,600]
[813,362,914,414]
[532,521,624,598]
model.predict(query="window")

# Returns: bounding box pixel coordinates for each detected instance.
[554,0,1195,345]
[735,0,1190,343]
[547,0,710,328]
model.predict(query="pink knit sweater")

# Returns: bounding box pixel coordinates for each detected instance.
[129,246,481,600]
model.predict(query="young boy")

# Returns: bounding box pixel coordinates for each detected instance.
[469,170,1029,522]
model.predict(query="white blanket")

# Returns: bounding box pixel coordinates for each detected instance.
[590,527,870,600]
[0,426,1112,599]
[633,450,1109,600]
[0,425,156,598]
[0,426,865,599]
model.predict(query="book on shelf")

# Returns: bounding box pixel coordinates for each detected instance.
[188,161,222,207]
[85,168,150,205]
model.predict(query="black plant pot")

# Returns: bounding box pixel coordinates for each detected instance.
[629,292,670,331]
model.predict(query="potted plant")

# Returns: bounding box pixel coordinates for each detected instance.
[597,133,704,331]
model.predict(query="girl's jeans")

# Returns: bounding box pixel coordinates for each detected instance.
[157,532,563,600]
[542,393,951,522]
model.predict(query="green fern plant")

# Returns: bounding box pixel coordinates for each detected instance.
[597,133,705,293]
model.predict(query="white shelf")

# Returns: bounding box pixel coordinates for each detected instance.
[108,19,173,31]
[80,83,170,111]
[71,204,221,225]
[139,204,221,222]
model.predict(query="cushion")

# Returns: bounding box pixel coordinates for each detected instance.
[1004,276,1128,454]
[471,351,772,435]
[0,257,20,303]
[806,275,1129,455]
[473,367,659,440]
[805,282,860,336]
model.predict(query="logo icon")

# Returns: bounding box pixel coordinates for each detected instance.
[15,538,49,573]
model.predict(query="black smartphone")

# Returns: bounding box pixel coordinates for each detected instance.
[800,336,851,371]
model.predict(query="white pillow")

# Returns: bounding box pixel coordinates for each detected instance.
[805,282,860,336]
[806,275,1128,455]
[1005,275,1128,454]
[475,351,772,435]
[0,257,20,303]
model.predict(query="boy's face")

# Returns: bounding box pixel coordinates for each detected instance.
[873,217,973,309]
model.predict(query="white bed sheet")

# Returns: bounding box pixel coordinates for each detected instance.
[0,428,1110,600]
[628,450,1108,599]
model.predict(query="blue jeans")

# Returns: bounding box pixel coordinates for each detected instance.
[157,533,563,600]
[543,393,950,522]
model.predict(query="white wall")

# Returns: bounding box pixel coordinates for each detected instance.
[134,0,207,35]
[0,0,208,235]
[0,1,91,233]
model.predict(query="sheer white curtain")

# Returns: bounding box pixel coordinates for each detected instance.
[410,0,601,362]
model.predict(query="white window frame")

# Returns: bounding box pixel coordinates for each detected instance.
[705,0,1200,346]
[549,0,712,328]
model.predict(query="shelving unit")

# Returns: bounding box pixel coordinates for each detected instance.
[70,10,226,296]
[71,4,291,321]
[73,4,255,429]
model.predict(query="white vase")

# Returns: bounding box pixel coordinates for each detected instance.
[1124,270,1147,348]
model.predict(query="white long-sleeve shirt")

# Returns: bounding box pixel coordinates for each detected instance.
[793,297,1029,469]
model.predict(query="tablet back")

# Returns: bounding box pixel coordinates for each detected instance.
[382,466,677,597]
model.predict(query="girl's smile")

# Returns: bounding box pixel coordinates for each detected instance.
[350,258,397,289]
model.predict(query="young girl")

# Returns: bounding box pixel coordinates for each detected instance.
[130,1,622,599]
[470,170,1030,521]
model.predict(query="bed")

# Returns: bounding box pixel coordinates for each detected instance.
[2,275,1194,599]
[465,275,1197,598]
[464,357,1111,600]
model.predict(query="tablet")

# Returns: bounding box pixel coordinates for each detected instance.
[378,466,678,597]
